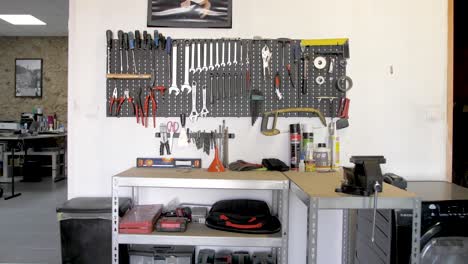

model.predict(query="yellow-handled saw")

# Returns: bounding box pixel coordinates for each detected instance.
[261,108,327,136]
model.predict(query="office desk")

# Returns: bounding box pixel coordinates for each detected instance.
[0,133,67,200]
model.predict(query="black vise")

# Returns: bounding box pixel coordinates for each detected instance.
[336,156,386,196]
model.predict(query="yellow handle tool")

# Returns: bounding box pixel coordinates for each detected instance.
[261,107,327,136]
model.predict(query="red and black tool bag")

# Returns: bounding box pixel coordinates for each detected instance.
[205,199,281,234]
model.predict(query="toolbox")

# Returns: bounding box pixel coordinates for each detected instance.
[119,204,163,234]
[156,217,188,232]
[129,245,195,264]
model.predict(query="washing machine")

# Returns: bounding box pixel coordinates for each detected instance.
[354,181,468,264]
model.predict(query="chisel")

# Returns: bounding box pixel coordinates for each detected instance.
[117,30,123,73]
[106,30,113,74]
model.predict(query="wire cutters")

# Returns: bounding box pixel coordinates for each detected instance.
[144,87,157,128]
[109,88,118,116]
[134,87,145,126]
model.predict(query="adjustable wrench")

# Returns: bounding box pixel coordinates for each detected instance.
[208,41,214,71]
[196,42,201,72]
[215,41,220,68]
[221,41,226,67]
[233,40,238,65]
[181,44,192,93]
[189,42,195,73]
[200,85,209,118]
[169,44,180,96]
[202,41,208,71]
[227,41,232,66]
[188,81,199,122]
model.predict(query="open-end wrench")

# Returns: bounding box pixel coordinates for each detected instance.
[221,41,226,67]
[227,41,232,66]
[239,41,243,66]
[216,73,220,100]
[233,40,238,65]
[188,81,198,122]
[228,73,232,98]
[181,44,192,94]
[209,73,214,104]
[234,73,238,97]
[169,44,180,96]
[208,41,214,71]
[202,41,208,71]
[200,85,209,117]
[215,41,220,69]
[222,73,226,98]
[196,42,201,72]
[189,42,195,73]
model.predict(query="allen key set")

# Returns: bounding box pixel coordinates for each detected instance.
[106,30,352,126]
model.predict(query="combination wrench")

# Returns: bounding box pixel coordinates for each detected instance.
[189,42,195,73]
[233,40,238,65]
[221,41,226,67]
[215,41,220,69]
[196,42,201,72]
[227,41,232,66]
[188,81,199,122]
[169,44,180,96]
[208,41,214,71]
[181,44,192,93]
[202,41,208,72]
[200,85,209,118]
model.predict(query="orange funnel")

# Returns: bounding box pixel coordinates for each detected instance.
[208,146,225,172]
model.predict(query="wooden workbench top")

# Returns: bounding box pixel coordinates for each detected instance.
[115,167,288,182]
[283,170,416,199]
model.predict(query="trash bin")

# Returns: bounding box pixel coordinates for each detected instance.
[57,197,133,264]
[22,158,41,182]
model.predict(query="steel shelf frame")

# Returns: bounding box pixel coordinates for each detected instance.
[289,179,421,264]
[112,168,290,264]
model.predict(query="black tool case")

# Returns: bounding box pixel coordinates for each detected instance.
[129,245,195,264]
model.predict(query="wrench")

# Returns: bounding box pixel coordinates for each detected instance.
[181,44,192,93]
[209,73,214,104]
[189,42,195,73]
[239,41,243,66]
[208,41,214,71]
[202,41,208,71]
[188,81,198,122]
[216,73,220,100]
[233,40,238,65]
[196,42,201,72]
[169,44,180,96]
[227,41,232,66]
[215,41,220,69]
[200,85,209,118]
[221,41,226,67]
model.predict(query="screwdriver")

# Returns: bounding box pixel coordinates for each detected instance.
[142,31,147,50]
[274,72,282,100]
[153,30,159,49]
[135,30,141,49]
[123,33,129,72]
[106,30,112,74]
[166,37,172,82]
[117,30,124,73]
[128,32,137,74]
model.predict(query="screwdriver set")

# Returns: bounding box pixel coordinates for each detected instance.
[105,30,351,124]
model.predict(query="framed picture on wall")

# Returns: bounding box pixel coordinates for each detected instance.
[147,0,232,28]
[15,59,43,98]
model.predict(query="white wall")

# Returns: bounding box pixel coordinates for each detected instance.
[68,0,448,263]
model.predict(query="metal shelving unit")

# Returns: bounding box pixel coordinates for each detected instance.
[112,168,290,264]
[285,171,421,264]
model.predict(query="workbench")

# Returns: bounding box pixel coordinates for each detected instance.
[112,168,290,264]
[0,133,67,200]
[285,171,421,264]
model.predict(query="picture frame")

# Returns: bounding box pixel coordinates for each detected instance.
[147,0,232,28]
[15,58,43,98]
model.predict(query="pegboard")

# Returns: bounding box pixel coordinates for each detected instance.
[106,38,349,119]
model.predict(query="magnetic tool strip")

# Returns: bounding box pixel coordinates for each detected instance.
[106,38,348,118]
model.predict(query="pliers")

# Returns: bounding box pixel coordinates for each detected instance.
[134,87,145,126]
[115,91,126,117]
[126,89,136,115]
[144,87,157,128]
[159,123,171,155]
[109,88,118,116]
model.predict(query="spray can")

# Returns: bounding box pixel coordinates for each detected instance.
[290,124,301,171]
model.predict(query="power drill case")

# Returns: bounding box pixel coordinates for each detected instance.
[206,199,281,234]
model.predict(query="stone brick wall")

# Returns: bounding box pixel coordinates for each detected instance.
[0,37,68,125]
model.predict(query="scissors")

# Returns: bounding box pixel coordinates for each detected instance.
[167,121,180,152]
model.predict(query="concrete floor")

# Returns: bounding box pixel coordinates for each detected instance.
[0,178,66,264]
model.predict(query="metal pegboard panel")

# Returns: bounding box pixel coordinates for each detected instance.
[106,38,349,118]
